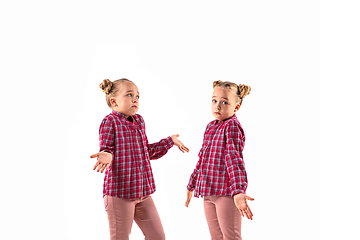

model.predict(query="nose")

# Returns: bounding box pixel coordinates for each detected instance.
[215,102,220,110]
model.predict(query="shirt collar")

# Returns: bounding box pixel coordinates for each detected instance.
[225,114,237,121]
[220,114,237,122]
[112,110,127,118]
[111,110,136,124]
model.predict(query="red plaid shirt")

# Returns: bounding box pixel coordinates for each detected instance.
[187,114,248,197]
[99,110,174,199]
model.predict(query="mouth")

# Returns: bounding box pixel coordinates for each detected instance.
[214,112,220,115]
[131,105,138,109]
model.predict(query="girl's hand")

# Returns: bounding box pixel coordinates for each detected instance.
[90,151,112,173]
[185,189,193,207]
[171,134,190,153]
[234,193,255,220]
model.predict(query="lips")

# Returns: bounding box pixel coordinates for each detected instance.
[131,105,138,109]
[214,112,220,115]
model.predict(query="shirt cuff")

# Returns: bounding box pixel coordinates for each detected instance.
[231,188,245,197]
[187,184,195,191]
[166,136,174,148]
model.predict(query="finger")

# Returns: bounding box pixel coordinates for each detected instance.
[244,204,253,219]
[244,209,252,220]
[185,199,191,207]
[247,205,253,217]
[93,162,100,170]
[100,164,108,173]
[178,146,185,153]
[90,153,99,158]
[181,146,189,153]
[239,209,245,217]
[245,196,255,201]
[97,164,104,172]
[177,141,189,152]
[247,211,253,220]
[181,145,190,152]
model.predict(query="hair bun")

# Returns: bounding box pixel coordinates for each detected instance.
[238,84,251,99]
[213,80,223,88]
[99,79,113,95]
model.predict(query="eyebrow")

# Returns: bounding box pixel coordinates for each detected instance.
[126,90,140,94]
[212,96,229,100]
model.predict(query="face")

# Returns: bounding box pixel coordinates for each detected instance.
[212,87,241,121]
[110,81,139,117]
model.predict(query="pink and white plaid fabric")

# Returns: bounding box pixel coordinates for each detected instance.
[187,114,248,197]
[99,110,174,199]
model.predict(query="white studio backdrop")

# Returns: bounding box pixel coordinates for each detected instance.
[2,1,359,240]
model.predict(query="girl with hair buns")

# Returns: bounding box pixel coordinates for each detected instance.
[90,78,189,240]
[185,80,254,240]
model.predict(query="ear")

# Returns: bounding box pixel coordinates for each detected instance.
[110,97,117,107]
[234,103,241,112]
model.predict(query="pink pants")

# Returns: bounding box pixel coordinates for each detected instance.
[204,196,242,240]
[104,195,165,240]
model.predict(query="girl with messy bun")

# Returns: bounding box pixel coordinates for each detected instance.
[185,80,254,239]
[90,78,189,240]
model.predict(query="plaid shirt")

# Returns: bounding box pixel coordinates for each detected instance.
[99,110,174,199]
[187,114,248,197]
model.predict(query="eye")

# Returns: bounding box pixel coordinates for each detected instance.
[126,93,132,97]
[222,101,228,105]
[136,95,140,99]
[212,99,217,103]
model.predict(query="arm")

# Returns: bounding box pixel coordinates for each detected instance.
[146,135,174,160]
[187,125,208,192]
[139,115,188,159]
[185,126,209,207]
[225,122,254,219]
[90,118,114,173]
[185,159,201,208]
[224,122,247,196]
[99,118,115,155]
[186,157,202,191]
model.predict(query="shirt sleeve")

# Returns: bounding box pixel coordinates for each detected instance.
[146,136,174,160]
[137,115,174,160]
[187,124,210,191]
[187,158,201,191]
[224,121,248,196]
[99,118,115,156]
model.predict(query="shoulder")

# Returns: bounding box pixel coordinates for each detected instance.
[101,113,117,124]
[132,114,145,123]
[224,117,244,136]
[205,119,217,130]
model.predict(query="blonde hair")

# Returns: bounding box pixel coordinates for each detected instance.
[99,78,133,108]
[213,80,251,106]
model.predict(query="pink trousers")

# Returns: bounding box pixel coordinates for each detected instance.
[204,196,242,240]
[104,195,165,240]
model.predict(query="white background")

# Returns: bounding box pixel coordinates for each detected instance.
[0,1,359,240]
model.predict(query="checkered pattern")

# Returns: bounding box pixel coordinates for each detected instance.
[99,110,174,199]
[187,114,248,197]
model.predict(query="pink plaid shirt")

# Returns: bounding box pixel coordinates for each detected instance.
[187,114,248,197]
[99,110,174,199]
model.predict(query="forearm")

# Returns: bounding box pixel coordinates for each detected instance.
[147,136,174,159]
[226,155,248,196]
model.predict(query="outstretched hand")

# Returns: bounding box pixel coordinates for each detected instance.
[234,193,255,220]
[185,189,193,207]
[90,151,112,173]
[171,134,190,153]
